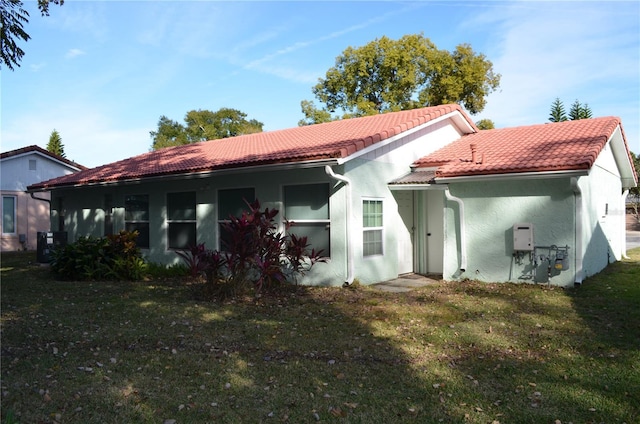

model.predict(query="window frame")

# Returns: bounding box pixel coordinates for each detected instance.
[124,194,150,249]
[362,198,384,257]
[166,191,197,250]
[283,182,331,257]
[2,196,17,234]
[217,187,256,251]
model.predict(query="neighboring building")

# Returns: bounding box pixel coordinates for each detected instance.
[1,145,86,251]
[27,105,637,287]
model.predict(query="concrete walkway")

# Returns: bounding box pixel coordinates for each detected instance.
[628,231,640,250]
[372,273,441,293]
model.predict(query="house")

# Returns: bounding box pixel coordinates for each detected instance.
[27,105,637,287]
[1,145,86,251]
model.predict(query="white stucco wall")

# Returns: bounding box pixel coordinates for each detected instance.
[49,116,466,286]
[443,178,577,287]
[576,141,625,280]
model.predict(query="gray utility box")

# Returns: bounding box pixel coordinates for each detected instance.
[36,231,68,263]
[513,223,534,252]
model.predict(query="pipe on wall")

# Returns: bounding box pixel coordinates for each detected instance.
[622,189,630,259]
[570,177,583,285]
[444,187,467,272]
[324,165,354,285]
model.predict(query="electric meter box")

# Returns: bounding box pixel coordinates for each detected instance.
[513,223,534,251]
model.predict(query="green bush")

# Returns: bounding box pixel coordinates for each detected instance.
[50,230,146,281]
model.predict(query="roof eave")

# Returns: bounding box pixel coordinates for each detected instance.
[433,169,589,183]
[27,158,340,193]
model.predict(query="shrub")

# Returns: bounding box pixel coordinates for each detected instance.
[178,199,327,299]
[50,230,146,281]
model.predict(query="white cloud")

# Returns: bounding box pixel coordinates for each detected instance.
[470,1,640,153]
[65,49,86,59]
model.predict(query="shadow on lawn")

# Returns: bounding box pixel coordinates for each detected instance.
[1,250,639,423]
[1,252,450,423]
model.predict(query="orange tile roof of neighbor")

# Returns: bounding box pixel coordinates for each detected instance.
[414,117,636,179]
[28,104,470,190]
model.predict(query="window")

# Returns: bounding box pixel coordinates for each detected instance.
[125,195,149,248]
[363,199,383,256]
[284,183,330,256]
[167,192,196,249]
[2,196,16,234]
[29,159,37,170]
[218,188,255,250]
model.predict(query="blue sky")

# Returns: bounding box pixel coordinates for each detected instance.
[2,1,639,168]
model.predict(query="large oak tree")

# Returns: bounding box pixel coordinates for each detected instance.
[299,34,501,125]
[150,108,264,150]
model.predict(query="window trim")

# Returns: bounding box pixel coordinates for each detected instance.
[362,198,384,257]
[2,195,17,234]
[217,187,256,251]
[282,182,331,257]
[124,194,150,249]
[166,191,197,250]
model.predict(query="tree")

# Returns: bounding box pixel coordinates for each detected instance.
[300,34,501,125]
[475,119,495,130]
[568,99,592,120]
[629,151,640,223]
[549,98,592,122]
[46,129,65,157]
[548,98,568,122]
[1,0,63,71]
[150,108,264,150]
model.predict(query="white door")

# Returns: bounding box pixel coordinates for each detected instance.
[395,191,415,274]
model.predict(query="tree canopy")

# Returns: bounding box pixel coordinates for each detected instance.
[1,0,63,71]
[299,34,501,125]
[549,98,592,122]
[150,108,264,150]
[46,129,65,157]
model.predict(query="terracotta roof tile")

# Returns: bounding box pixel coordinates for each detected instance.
[29,104,471,190]
[414,117,627,178]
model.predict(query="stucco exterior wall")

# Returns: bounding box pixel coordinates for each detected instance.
[49,117,463,286]
[1,190,50,251]
[443,178,577,287]
[1,151,79,251]
[577,141,625,279]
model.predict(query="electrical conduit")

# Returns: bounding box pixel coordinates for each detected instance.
[325,166,355,285]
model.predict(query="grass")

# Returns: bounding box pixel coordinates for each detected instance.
[1,250,639,424]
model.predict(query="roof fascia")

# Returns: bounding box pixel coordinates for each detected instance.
[1,150,83,171]
[433,169,589,184]
[336,110,475,165]
[608,125,638,188]
[28,158,339,193]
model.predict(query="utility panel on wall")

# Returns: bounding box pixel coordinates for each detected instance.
[513,223,534,251]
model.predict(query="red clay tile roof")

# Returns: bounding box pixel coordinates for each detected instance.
[1,145,87,171]
[28,104,472,190]
[414,117,634,179]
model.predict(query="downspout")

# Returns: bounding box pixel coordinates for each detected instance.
[570,177,583,285]
[325,165,354,285]
[443,187,467,272]
[30,192,51,207]
[622,189,630,259]
[29,192,52,251]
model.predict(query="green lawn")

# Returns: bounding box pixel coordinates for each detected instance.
[1,250,639,423]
